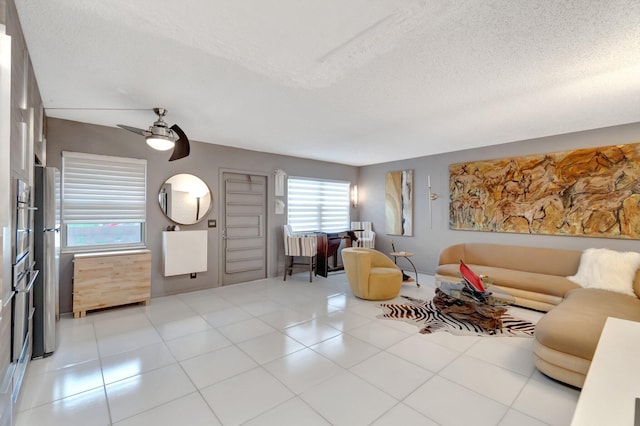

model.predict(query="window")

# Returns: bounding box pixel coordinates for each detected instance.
[62,151,147,251]
[287,178,350,232]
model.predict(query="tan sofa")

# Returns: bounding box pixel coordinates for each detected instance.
[436,243,640,388]
[436,243,582,311]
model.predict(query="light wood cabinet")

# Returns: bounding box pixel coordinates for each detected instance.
[73,249,151,318]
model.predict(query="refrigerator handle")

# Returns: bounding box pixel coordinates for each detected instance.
[2,290,15,307]
[17,270,39,294]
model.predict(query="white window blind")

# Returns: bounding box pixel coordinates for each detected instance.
[287,178,350,232]
[62,151,147,224]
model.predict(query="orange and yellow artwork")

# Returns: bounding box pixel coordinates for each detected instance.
[449,143,640,239]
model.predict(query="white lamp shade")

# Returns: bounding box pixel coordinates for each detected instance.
[146,136,175,151]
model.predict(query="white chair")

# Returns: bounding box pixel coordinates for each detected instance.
[283,225,318,282]
[350,221,376,249]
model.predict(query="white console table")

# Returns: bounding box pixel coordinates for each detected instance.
[571,317,640,425]
[162,230,207,276]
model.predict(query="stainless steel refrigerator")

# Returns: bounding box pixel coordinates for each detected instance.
[32,166,60,358]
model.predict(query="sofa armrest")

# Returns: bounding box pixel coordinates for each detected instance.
[343,249,372,296]
[438,244,465,266]
[367,249,399,269]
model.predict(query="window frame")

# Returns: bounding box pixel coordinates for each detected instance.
[61,151,147,253]
[286,176,351,233]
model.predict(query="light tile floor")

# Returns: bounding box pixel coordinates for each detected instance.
[15,273,580,425]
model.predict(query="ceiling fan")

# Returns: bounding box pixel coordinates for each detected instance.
[118,108,190,161]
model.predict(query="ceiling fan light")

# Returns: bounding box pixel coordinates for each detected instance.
[146,135,175,151]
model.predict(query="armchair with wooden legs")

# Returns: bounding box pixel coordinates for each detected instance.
[282,224,318,282]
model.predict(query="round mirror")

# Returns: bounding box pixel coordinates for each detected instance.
[158,173,212,225]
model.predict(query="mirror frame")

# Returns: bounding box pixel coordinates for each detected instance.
[158,173,213,225]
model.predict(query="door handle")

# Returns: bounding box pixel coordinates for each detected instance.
[44,228,59,233]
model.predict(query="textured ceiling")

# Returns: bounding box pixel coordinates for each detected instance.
[14,0,640,166]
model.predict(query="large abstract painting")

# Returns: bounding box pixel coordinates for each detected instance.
[386,169,413,236]
[449,143,640,239]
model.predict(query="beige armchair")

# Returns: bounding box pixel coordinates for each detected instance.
[342,247,403,300]
[283,225,317,282]
[350,221,375,248]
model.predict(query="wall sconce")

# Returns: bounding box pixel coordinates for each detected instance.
[195,196,202,221]
[274,169,287,196]
[351,185,359,208]
[190,184,209,221]
[428,176,438,229]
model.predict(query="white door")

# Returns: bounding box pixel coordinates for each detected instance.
[221,172,267,285]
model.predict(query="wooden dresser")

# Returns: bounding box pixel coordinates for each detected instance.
[73,249,151,318]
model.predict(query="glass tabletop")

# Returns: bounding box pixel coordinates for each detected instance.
[390,251,413,257]
[437,278,515,306]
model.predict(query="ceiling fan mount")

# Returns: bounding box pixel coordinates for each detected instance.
[150,108,170,131]
[117,108,190,161]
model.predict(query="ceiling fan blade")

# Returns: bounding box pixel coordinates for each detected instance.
[117,124,151,136]
[169,124,190,161]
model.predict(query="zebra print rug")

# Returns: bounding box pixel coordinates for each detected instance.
[378,295,536,337]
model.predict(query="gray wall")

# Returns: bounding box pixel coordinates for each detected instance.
[48,117,640,313]
[358,122,640,275]
[46,118,358,313]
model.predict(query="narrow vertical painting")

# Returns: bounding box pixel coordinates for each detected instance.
[449,143,640,239]
[386,169,413,236]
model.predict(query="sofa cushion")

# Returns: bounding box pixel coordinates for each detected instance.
[450,243,582,277]
[436,264,579,298]
[535,288,640,361]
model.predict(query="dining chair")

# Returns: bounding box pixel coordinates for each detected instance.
[350,221,376,248]
[283,224,318,282]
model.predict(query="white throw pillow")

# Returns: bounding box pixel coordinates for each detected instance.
[567,248,640,296]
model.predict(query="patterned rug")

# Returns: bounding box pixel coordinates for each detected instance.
[378,295,536,337]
